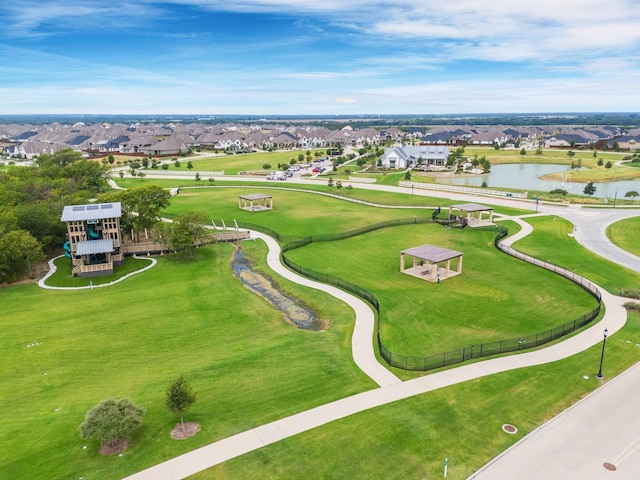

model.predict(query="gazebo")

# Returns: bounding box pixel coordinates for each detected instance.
[400,244,463,283]
[238,193,273,212]
[448,203,494,227]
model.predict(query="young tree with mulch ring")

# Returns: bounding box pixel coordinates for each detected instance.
[166,375,199,439]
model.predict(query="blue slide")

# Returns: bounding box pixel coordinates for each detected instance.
[63,241,71,258]
[87,224,101,239]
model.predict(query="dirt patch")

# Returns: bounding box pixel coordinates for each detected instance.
[171,421,200,440]
[99,437,129,455]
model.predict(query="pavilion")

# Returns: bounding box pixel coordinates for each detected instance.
[238,193,273,212]
[448,203,494,227]
[400,244,463,283]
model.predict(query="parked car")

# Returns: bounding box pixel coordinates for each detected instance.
[312,167,321,173]
[266,172,281,180]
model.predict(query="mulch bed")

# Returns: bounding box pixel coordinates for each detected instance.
[99,437,129,455]
[171,422,201,440]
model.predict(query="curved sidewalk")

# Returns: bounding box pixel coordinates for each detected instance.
[123,223,628,480]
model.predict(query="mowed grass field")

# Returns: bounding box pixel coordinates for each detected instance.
[1,242,374,480]
[163,186,440,237]
[284,222,598,356]
[512,215,640,293]
[607,216,640,258]
[172,149,327,175]
[4,178,639,480]
[116,180,533,228]
[192,310,640,480]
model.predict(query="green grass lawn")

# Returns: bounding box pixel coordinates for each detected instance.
[512,215,640,293]
[44,256,154,287]
[3,185,638,480]
[606,216,640,257]
[192,310,640,480]
[1,242,373,480]
[162,187,441,237]
[148,149,326,175]
[285,223,598,356]
[113,178,534,217]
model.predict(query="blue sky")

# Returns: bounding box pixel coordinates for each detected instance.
[2,0,640,114]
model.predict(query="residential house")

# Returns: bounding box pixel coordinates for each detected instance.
[608,135,640,151]
[381,145,449,169]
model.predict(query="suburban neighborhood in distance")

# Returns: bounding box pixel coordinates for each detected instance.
[3,115,640,161]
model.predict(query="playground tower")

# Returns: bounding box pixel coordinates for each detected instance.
[60,202,124,277]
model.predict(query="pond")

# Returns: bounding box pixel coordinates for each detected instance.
[436,163,639,199]
[231,246,321,331]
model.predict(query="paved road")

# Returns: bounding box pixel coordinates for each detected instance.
[470,361,640,480]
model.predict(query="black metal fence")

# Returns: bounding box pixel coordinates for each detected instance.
[225,216,602,372]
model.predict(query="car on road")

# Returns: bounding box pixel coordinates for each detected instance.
[266,172,287,180]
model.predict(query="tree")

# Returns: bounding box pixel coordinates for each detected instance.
[583,182,597,196]
[78,398,145,449]
[520,148,526,155]
[262,163,271,170]
[549,188,568,196]
[107,154,115,165]
[166,375,196,428]
[327,177,334,187]
[567,150,575,159]
[597,158,604,166]
[101,185,171,242]
[67,160,111,192]
[625,190,639,201]
[187,161,193,170]
[156,211,210,258]
[0,229,45,282]
[195,172,201,182]
[605,161,613,169]
[404,170,412,181]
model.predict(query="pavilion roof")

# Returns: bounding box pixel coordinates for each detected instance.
[401,244,463,263]
[238,193,272,200]
[450,203,493,212]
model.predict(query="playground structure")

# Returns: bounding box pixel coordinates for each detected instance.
[61,202,124,277]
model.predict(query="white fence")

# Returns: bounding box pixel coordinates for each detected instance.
[348,176,377,183]
[398,181,528,199]
[141,169,224,176]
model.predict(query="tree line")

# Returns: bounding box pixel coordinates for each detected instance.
[0,149,111,283]
[0,147,220,283]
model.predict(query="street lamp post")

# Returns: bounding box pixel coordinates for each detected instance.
[596,328,609,379]
[613,190,617,208]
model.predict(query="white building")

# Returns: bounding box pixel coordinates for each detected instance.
[381,145,449,169]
